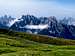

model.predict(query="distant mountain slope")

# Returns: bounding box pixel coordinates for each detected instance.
[10,15,75,39]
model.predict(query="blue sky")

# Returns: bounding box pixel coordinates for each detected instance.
[0,0,75,19]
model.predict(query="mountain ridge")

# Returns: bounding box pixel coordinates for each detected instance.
[9,15,75,39]
[0,15,75,39]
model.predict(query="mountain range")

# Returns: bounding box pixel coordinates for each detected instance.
[0,15,75,39]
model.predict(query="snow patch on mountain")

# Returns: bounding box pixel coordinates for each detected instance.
[7,18,24,27]
[20,24,48,29]
[7,19,18,27]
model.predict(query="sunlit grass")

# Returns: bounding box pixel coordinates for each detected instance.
[0,29,75,56]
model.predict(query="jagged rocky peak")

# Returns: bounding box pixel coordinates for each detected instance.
[17,15,58,25]
[60,17,75,25]
[47,16,58,27]
[48,16,57,23]
[18,15,40,25]
[10,15,59,29]
[9,15,75,39]
[21,15,37,20]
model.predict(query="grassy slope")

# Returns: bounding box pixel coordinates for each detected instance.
[0,29,75,56]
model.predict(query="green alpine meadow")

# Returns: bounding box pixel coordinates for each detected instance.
[0,29,75,56]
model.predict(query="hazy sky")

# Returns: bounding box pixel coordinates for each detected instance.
[0,0,75,18]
